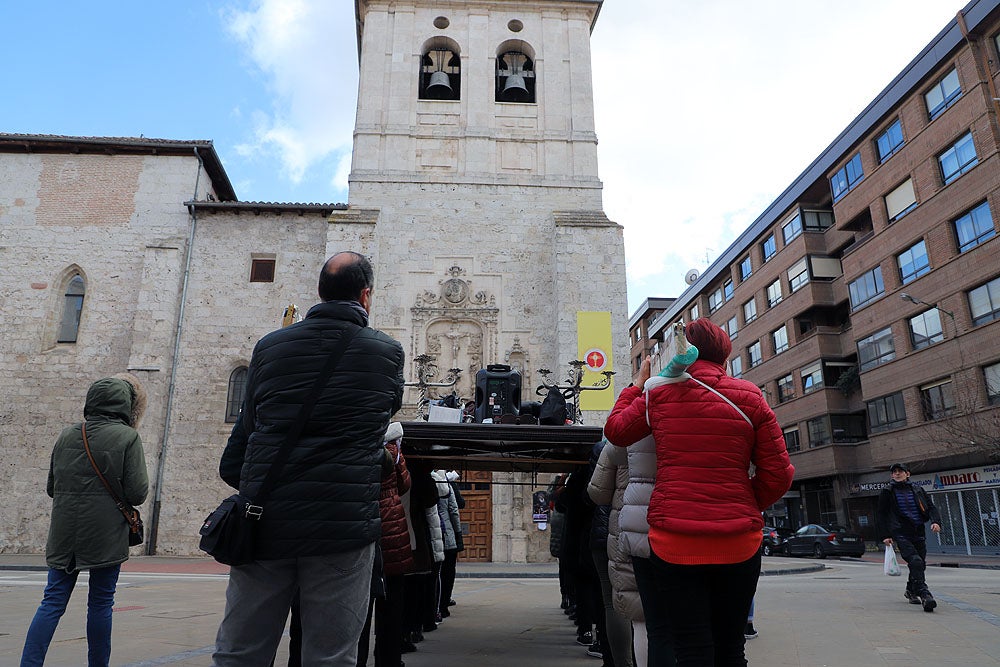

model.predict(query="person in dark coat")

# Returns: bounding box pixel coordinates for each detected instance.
[877,462,943,612]
[401,461,441,648]
[213,252,405,667]
[21,374,149,667]
[561,464,603,652]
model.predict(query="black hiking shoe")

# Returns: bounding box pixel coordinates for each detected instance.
[920,592,937,612]
[904,589,921,605]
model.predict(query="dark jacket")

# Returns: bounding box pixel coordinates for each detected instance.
[587,441,611,552]
[219,301,404,560]
[877,480,942,540]
[46,377,149,572]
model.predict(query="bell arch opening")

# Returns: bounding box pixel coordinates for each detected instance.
[495,40,536,103]
[419,37,461,101]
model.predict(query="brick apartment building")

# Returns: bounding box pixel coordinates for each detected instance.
[627,297,674,385]
[648,0,1000,554]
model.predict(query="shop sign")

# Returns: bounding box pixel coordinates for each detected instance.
[850,481,888,494]
[910,464,1000,492]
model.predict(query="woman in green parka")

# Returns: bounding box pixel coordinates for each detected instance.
[21,374,149,667]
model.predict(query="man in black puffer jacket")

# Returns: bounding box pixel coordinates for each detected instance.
[213,252,404,667]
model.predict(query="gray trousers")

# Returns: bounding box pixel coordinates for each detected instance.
[593,548,634,667]
[213,542,375,667]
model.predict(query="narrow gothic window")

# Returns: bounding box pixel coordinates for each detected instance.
[58,275,85,343]
[496,51,535,103]
[226,366,248,423]
[420,48,460,100]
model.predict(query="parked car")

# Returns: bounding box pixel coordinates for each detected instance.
[761,526,792,556]
[783,524,866,559]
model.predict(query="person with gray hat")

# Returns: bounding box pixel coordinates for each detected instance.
[876,463,942,612]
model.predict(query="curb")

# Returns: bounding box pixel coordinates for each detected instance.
[761,564,826,576]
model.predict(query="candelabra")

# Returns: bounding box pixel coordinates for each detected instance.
[404,353,463,419]
[537,360,615,424]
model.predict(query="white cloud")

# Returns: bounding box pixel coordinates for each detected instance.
[591,0,962,310]
[223,0,358,186]
[222,0,965,307]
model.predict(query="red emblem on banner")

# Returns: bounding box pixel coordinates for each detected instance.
[584,348,607,372]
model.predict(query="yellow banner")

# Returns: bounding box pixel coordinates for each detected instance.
[577,311,615,411]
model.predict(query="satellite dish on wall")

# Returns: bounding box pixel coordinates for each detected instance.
[684,269,700,285]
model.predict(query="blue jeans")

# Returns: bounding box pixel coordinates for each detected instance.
[21,565,121,667]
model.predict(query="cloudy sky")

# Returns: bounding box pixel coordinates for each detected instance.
[2,1,964,311]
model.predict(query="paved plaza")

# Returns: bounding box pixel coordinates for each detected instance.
[1,555,999,666]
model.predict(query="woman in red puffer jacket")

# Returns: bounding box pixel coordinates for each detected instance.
[604,319,793,667]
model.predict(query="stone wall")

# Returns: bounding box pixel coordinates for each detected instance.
[0,151,208,552]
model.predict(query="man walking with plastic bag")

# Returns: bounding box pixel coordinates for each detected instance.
[876,463,942,612]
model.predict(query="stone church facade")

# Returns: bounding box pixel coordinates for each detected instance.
[0,0,626,561]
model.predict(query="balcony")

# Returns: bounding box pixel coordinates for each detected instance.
[789,439,868,480]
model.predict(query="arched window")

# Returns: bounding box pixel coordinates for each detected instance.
[496,50,535,103]
[57,274,85,343]
[419,48,461,100]
[226,366,248,423]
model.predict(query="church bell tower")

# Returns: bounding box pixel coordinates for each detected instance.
[334,0,627,560]
[339,0,625,418]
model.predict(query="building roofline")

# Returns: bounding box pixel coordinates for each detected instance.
[628,297,675,329]
[186,200,347,216]
[355,0,604,57]
[0,133,238,202]
[651,0,999,336]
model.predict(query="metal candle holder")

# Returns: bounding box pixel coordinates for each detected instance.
[404,353,463,419]
[537,360,615,424]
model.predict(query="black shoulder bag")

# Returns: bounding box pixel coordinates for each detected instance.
[82,422,145,546]
[199,324,362,565]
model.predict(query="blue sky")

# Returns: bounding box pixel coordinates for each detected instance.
[1,1,965,310]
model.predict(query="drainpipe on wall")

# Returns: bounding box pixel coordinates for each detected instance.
[147,147,203,555]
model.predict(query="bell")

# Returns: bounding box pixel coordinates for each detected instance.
[425,70,453,99]
[500,73,530,102]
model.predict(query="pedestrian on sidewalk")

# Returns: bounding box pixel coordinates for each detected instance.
[877,462,943,612]
[604,319,794,666]
[212,252,405,666]
[21,374,149,667]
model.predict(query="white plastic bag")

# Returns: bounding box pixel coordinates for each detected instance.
[884,545,901,576]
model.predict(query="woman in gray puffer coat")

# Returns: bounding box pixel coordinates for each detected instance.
[589,440,637,667]
[599,374,678,667]
[432,470,463,620]
[22,374,149,667]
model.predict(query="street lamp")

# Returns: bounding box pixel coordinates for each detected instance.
[900,291,964,368]
[900,292,955,322]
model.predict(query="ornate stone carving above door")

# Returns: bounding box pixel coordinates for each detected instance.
[411,266,499,405]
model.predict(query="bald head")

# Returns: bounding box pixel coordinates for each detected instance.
[318,252,374,305]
